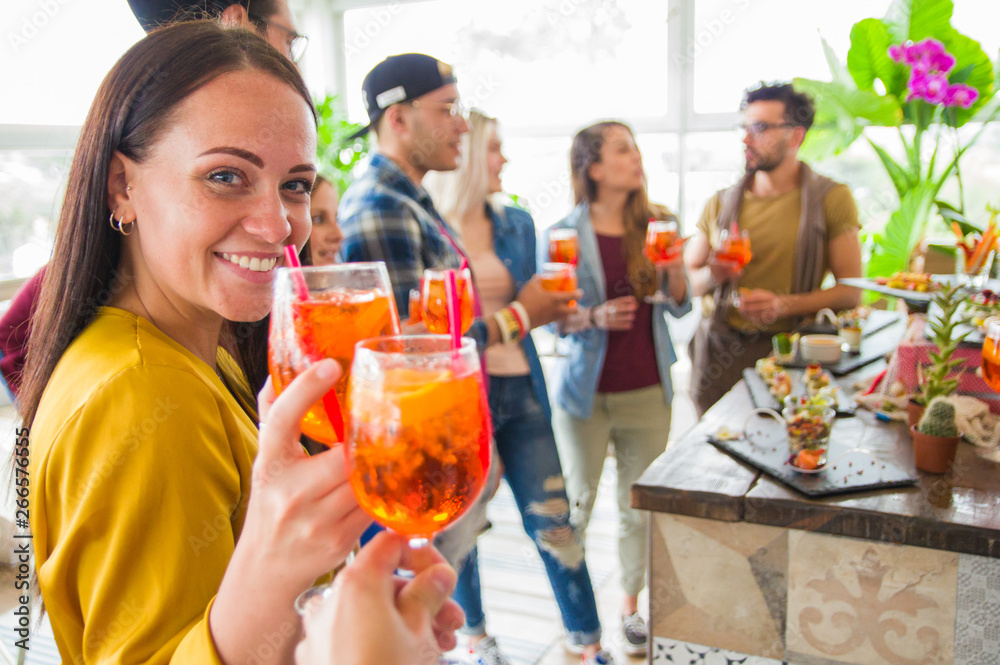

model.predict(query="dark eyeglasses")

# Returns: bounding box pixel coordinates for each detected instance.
[249,13,308,63]
[737,122,795,138]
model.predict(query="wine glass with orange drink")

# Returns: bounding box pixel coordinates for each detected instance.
[421,268,475,335]
[268,262,401,446]
[713,224,753,307]
[548,228,579,267]
[538,262,578,357]
[345,335,492,552]
[643,219,683,303]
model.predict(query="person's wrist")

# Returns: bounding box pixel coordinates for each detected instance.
[588,306,598,329]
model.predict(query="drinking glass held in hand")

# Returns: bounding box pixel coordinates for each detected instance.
[345,335,492,550]
[548,228,579,266]
[712,225,752,308]
[421,268,474,335]
[538,262,578,357]
[643,219,684,304]
[269,262,401,446]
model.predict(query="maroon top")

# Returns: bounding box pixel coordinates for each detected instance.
[0,266,45,397]
[595,235,660,393]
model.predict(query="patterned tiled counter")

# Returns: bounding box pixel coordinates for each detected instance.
[633,369,1000,665]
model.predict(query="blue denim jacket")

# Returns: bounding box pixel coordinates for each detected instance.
[543,203,692,419]
[489,204,553,422]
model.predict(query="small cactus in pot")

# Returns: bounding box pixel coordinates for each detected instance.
[911,396,962,473]
[916,396,959,438]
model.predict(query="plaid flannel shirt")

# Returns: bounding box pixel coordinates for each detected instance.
[339,153,487,345]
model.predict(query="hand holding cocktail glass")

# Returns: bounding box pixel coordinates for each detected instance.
[294,531,464,665]
[221,359,374,644]
[710,225,752,307]
[643,220,686,304]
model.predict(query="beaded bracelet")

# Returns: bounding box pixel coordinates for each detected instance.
[494,307,522,344]
[508,301,530,335]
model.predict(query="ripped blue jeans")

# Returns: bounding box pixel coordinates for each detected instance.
[454,375,602,647]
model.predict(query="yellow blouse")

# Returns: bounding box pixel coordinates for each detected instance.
[28,307,259,664]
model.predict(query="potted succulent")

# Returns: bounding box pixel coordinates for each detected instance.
[907,285,970,427]
[910,396,962,473]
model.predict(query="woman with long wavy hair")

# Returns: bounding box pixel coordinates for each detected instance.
[543,120,690,658]
[18,21,460,664]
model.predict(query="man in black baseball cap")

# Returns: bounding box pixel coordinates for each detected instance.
[340,54,474,302]
[349,53,457,139]
[127,0,308,62]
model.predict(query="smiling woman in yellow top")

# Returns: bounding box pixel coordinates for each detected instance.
[19,21,375,665]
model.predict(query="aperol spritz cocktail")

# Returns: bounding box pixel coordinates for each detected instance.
[346,336,491,543]
[408,287,423,325]
[982,320,1000,392]
[269,263,401,445]
[421,268,474,335]
[548,228,579,266]
[540,262,578,308]
[713,225,753,307]
[644,219,682,303]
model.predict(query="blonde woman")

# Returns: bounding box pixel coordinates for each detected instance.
[426,111,613,665]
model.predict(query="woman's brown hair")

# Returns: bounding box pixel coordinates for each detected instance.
[18,19,316,430]
[570,121,663,300]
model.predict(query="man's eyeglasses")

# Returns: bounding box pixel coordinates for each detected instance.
[409,99,469,120]
[737,122,795,137]
[249,13,308,63]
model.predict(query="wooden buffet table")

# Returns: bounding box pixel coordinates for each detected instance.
[633,345,1000,664]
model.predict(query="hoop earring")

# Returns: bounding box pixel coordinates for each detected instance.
[109,209,135,236]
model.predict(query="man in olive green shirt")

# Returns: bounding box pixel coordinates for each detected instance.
[684,82,863,416]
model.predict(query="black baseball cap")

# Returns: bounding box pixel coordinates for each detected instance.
[350,53,457,138]
[127,0,251,33]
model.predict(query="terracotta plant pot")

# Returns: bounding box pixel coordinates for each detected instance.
[906,399,926,429]
[910,425,961,473]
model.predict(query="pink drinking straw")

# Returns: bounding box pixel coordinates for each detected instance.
[444,269,462,355]
[283,245,310,300]
[281,245,344,441]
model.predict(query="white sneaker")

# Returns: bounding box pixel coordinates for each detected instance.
[620,612,648,656]
[582,649,615,665]
[470,636,509,665]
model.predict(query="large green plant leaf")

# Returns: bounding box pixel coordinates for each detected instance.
[867,138,913,197]
[821,35,853,87]
[939,29,996,125]
[868,184,937,277]
[795,78,903,127]
[847,19,907,97]
[883,0,953,45]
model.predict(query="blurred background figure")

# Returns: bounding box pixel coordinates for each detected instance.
[544,120,690,659]
[684,82,861,416]
[302,174,344,265]
[128,0,308,63]
[426,110,613,665]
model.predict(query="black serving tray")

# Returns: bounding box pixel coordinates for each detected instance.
[743,368,856,416]
[706,430,918,498]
